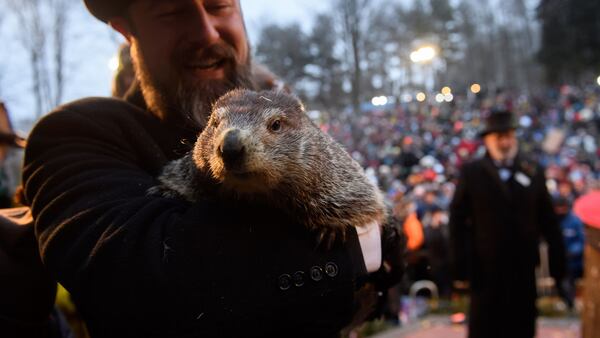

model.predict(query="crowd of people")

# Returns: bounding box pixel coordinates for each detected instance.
[323,84,599,302]
[1,0,597,336]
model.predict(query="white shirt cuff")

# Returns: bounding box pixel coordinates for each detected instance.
[356,221,382,273]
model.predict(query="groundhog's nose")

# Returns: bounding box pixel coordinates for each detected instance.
[219,129,245,168]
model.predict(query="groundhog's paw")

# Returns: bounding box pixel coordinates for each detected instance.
[146,185,182,199]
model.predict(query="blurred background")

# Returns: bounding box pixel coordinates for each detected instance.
[0,0,599,337]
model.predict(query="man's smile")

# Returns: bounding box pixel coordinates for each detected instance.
[185,58,227,79]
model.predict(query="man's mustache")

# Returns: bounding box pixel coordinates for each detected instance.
[176,43,238,67]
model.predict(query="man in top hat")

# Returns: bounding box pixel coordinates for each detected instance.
[449,110,567,338]
[19,1,404,337]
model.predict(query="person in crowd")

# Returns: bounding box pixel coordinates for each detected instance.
[554,178,574,201]
[379,191,422,324]
[554,196,585,308]
[396,137,420,180]
[449,110,567,338]
[111,43,135,98]
[0,102,26,208]
[20,1,404,337]
[416,189,438,221]
[422,206,451,297]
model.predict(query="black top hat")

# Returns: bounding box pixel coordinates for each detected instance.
[84,0,134,22]
[479,110,518,137]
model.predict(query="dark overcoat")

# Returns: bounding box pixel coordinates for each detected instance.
[449,153,566,338]
[21,86,403,338]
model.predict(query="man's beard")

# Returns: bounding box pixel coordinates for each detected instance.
[131,41,255,129]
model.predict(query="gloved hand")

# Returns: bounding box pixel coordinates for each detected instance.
[369,218,406,292]
[344,219,406,328]
[348,212,407,293]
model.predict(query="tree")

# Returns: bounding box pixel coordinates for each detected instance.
[0,11,5,99]
[538,0,600,84]
[337,0,374,114]
[305,13,346,111]
[6,0,74,118]
[444,0,542,93]
[50,0,72,106]
[252,0,578,109]
[254,23,312,94]
[447,0,480,90]
[405,0,431,39]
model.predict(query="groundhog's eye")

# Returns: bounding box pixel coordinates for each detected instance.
[269,119,282,132]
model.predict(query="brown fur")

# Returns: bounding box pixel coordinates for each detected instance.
[150,89,386,238]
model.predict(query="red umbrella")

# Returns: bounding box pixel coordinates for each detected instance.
[573,191,600,229]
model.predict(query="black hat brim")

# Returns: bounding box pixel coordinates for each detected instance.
[479,110,518,138]
[478,124,517,138]
[84,0,133,23]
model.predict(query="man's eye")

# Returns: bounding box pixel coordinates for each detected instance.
[205,1,233,14]
[156,5,187,19]
[158,10,184,18]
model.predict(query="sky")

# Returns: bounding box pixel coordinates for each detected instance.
[0,0,331,132]
[241,0,331,41]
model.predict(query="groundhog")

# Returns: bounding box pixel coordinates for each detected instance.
[149,89,386,242]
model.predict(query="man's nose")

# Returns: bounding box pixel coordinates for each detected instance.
[497,141,510,151]
[497,134,513,145]
[188,3,220,45]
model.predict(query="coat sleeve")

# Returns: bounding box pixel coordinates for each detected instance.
[21,104,369,335]
[536,169,567,282]
[448,164,472,282]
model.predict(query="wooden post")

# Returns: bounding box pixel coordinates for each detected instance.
[583,226,600,338]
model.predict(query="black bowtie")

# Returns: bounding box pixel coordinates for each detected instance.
[495,160,513,169]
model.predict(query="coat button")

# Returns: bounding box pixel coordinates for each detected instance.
[278,274,292,290]
[325,262,338,277]
[293,271,305,287]
[310,266,324,281]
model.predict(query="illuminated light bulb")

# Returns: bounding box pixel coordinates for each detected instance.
[471,83,481,94]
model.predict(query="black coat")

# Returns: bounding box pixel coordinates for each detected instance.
[449,153,566,338]
[0,208,57,337]
[21,88,391,337]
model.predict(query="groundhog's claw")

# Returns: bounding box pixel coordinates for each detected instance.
[317,226,347,249]
[147,185,184,199]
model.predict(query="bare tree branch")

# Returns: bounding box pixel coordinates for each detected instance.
[338,0,373,114]
[50,0,72,106]
[7,0,74,118]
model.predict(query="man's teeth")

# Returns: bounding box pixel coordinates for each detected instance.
[189,60,221,69]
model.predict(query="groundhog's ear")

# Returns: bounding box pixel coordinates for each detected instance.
[291,96,305,112]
